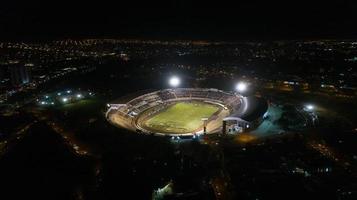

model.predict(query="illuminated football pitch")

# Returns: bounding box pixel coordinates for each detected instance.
[143,101,219,134]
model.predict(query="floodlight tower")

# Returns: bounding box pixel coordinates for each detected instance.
[169,76,180,87]
[306,104,314,111]
[236,82,247,93]
[201,118,208,135]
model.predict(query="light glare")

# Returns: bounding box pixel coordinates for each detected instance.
[306,104,314,110]
[169,76,180,87]
[236,82,247,92]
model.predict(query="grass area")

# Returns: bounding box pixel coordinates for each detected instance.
[144,102,219,133]
[60,99,99,111]
[55,98,105,127]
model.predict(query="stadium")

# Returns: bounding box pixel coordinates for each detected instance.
[106,87,268,137]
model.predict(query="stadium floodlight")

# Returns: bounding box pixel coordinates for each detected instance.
[236,82,247,93]
[169,76,180,87]
[62,97,68,103]
[306,104,314,111]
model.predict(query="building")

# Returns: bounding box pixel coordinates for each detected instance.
[9,64,31,86]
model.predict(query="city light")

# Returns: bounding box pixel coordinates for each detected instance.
[169,76,180,87]
[236,82,247,92]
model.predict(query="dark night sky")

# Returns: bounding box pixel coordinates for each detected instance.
[1,0,357,41]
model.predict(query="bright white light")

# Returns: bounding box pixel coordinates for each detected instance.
[76,94,82,98]
[169,76,180,87]
[62,98,68,103]
[306,104,314,110]
[236,82,247,92]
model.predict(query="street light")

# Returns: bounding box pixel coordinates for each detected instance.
[236,82,247,93]
[169,76,180,87]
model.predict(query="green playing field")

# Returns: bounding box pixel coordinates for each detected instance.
[144,101,219,133]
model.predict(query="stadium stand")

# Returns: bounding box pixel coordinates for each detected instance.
[107,88,243,135]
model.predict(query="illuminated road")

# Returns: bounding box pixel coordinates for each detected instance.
[308,141,351,168]
[30,110,92,157]
[0,110,91,158]
[0,121,37,157]
[28,108,103,196]
[47,121,90,156]
[210,176,233,200]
